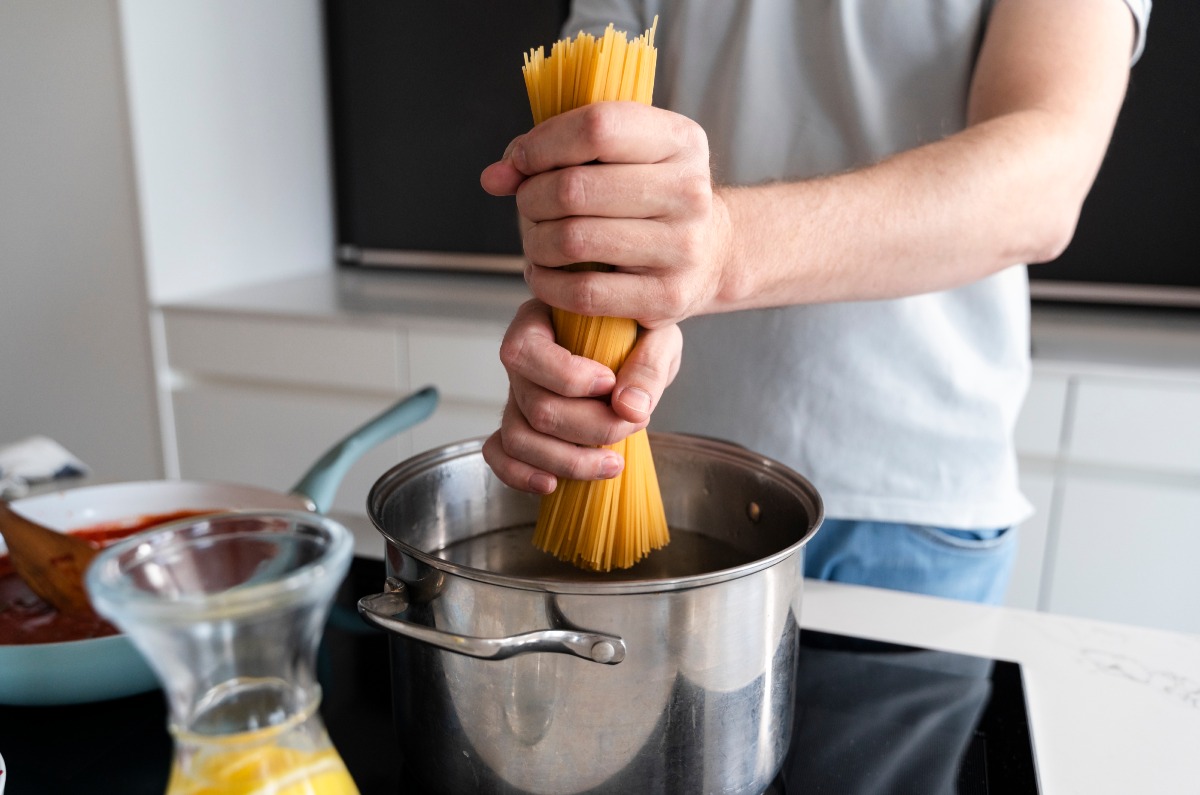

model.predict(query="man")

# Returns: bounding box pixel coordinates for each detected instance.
[480,0,1150,603]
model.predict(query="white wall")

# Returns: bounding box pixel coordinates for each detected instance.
[118,0,333,304]
[0,0,161,481]
[0,0,336,483]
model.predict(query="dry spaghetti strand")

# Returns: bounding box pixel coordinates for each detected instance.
[520,19,669,571]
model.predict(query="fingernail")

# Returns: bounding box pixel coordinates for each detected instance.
[618,387,652,414]
[588,375,616,396]
[510,142,528,172]
[529,473,556,494]
[597,455,623,479]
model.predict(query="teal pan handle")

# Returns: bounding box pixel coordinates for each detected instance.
[290,385,439,514]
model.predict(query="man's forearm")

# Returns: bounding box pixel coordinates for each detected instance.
[707,0,1136,315]
[710,111,1089,311]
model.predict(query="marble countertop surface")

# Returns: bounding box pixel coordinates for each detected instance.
[801,577,1200,795]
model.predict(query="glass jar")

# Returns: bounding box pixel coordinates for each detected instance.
[87,511,359,795]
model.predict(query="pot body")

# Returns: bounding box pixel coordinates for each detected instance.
[366,433,823,795]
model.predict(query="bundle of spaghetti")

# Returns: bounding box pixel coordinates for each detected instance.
[520,19,670,571]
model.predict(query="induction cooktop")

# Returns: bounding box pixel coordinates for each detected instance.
[771,630,1039,794]
[0,557,1039,794]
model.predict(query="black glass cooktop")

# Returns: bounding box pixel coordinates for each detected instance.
[774,630,1039,794]
[0,557,1038,794]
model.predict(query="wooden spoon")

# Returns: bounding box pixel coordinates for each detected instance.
[0,501,98,615]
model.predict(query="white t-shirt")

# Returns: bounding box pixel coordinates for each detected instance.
[563,0,1150,529]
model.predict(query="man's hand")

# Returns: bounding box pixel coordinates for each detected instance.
[481,299,682,494]
[479,101,711,494]
[481,101,733,330]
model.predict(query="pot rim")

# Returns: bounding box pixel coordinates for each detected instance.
[368,432,824,595]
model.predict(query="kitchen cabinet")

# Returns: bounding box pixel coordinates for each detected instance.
[155,276,1200,634]
[1011,307,1200,633]
[1049,474,1200,633]
[1007,372,1070,610]
[1031,372,1200,634]
[1009,467,1055,610]
[157,272,521,519]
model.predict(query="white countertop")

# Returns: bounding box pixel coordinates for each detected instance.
[164,268,1200,383]
[801,578,1200,795]
[336,511,1199,794]
[161,268,531,331]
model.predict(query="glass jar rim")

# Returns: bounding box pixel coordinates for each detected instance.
[86,510,354,624]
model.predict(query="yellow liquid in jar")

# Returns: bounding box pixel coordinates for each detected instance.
[165,742,360,795]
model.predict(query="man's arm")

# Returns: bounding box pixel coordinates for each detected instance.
[708,0,1139,314]
[479,0,1140,493]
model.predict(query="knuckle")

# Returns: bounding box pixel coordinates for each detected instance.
[597,425,637,448]
[524,395,561,435]
[578,104,619,150]
[498,335,527,372]
[521,226,541,263]
[678,172,712,213]
[568,274,606,317]
[563,448,607,480]
[482,433,522,489]
[674,227,704,263]
[498,422,541,469]
[556,168,589,215]
[556,217,591,262]
[658,279,691,321]
[624,357,665,388]
[679,118,710,157]
[564,365,599,396]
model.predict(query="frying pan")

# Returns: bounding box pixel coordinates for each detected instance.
[0,386,437,705]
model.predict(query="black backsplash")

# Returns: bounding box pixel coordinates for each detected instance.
[324,0,569,262]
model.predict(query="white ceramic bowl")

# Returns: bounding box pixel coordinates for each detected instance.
[0,481,311,705]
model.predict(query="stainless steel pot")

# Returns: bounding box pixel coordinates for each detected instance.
[358,433,823,795]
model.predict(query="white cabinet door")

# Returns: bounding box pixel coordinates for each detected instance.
[408,327,507,403]
[1008,467,1055,610]
[1046,473,1200,634]
[1015,372,1069,458]
[164,312,403,392]
[171,383,411,517]
[1007,371,1070,610]
[1069,377,1200,476]
[407,326,508,453]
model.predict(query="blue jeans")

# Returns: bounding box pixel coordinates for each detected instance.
[803,519,1018,605]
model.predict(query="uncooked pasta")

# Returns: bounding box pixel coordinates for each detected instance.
[519,19,669,571]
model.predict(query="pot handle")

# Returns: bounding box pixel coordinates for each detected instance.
[290,386,439,513]
[357,585,626,665]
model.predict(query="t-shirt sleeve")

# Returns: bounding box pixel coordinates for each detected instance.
[562,0,652,39]
[1122,0,1152,64]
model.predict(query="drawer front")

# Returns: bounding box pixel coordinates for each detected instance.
[1007,468,1055,610]
[164,312,402,393]
[408,327,508,403]
[1015,372,1069,458]
[171,383,411,516]
[1068,377,1200,475]
[1047,474,1200,635]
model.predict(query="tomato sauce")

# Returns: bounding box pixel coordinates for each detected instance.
[0,510,215,645]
